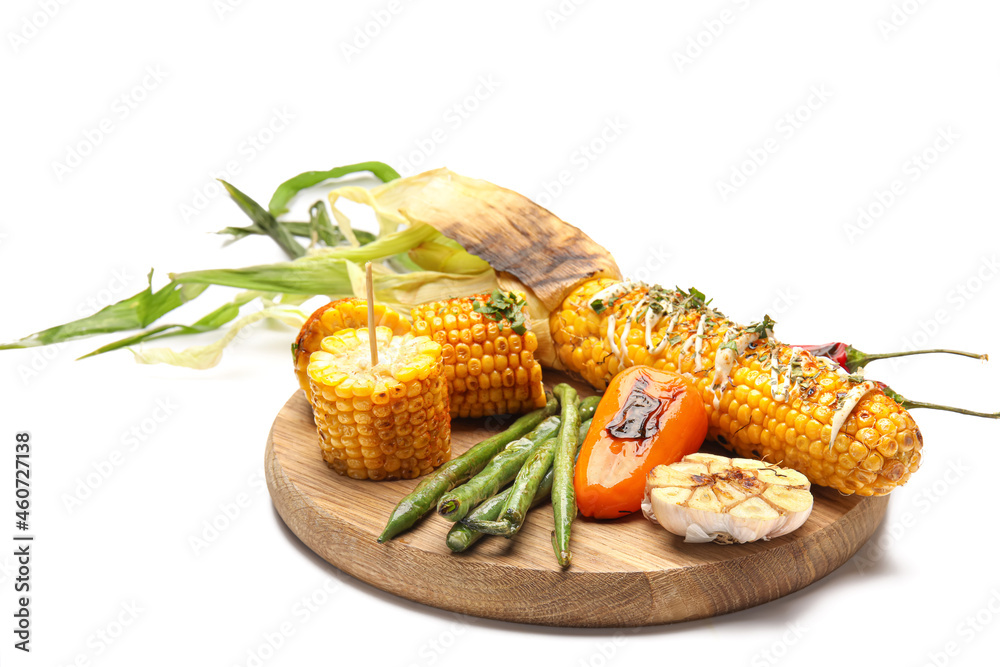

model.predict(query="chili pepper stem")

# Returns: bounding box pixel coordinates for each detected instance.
[880,384,999,419]
[900,400,1000,420]
[846,346,987,372]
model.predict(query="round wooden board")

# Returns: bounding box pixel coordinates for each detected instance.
[266,374,889,628]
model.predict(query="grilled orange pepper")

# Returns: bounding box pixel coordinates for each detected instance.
[575,366,708,519]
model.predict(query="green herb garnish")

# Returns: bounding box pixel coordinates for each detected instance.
[675,286,712,309]
[747,315,777,339]
[473,289,529,335]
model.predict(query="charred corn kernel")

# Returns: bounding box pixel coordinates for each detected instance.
[551,279,924,496]
[294,299,411,396]
[306,327,450,481]
[411,293,546,417]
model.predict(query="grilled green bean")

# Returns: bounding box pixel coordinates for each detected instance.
[378,397,556,542]
[500,437,557,534]
[551,384,581,568]
[437,416,560,522]
[446,417,594,551]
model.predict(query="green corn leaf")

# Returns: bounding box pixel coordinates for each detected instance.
[128,300,307,369]
[172,225,447,293]
[0,271,207,350]
[171,258,354,295]
[78,290,263,359]
[217,220,376,246]
[172,257,496,312]
[408,236,492,275]
[220,180,305,259]
[268,161,401,217]
[308,201,343,247]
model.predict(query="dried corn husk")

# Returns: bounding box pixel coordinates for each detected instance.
[328,168,622,313]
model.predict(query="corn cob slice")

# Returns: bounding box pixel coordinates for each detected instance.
[306,326,450,481]
[294,298,411,395]
[549,279,924,496]
[643,453,813,544]
[411,293,548,418]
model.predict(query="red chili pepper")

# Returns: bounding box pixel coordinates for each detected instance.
[793,342,986,373]
[793,344,998,419]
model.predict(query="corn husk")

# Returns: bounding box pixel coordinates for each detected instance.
[1,167,615,370]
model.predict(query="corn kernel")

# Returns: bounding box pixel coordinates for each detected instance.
[306,327,451,481]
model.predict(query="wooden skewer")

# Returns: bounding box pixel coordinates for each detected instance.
[365,262,378,366]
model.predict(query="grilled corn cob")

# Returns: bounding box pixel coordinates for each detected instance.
[294,298,411,395]
[411,293,547,418]
[550,279,923,496]
[306,326,450,480]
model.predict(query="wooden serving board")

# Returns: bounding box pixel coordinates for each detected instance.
[266,374,888,628]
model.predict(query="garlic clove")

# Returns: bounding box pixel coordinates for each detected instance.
[670,461,710,475]
[683,452,731,474]
[644,453,814,544]
[646,466,699,489]
[756,466,810,488]
[761,486,813,538]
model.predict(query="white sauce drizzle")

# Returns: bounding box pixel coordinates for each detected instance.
[769,351,787,402]
[651,309,682,355]
[786,347,804,399]
[644,307,657,351]
[606,314,619,359]
[816,353,854,380]
[618,316,632,366]
[828,381,877,449]
[590,281,634,312]
[686,314,707,371]
[630,296,648,322]
[711,328,760,392]
[693,326,706,371]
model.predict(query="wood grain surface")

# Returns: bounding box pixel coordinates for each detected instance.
[266,374,889,627]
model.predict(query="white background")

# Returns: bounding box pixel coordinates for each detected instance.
[2,1,999,665]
